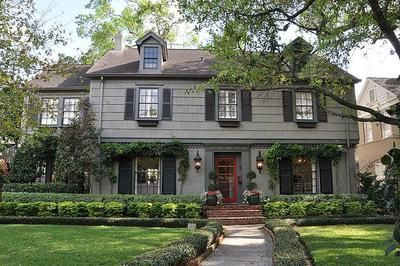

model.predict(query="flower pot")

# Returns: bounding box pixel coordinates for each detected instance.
[206,195,218,206]
[248,194,260,205]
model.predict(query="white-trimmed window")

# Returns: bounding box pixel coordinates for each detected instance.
[382,123,392,138]
[143,47,159,69]
[295,92,314,120]
[62,98,80,125]
[40,98,59,125]
[138,88,159,118]
[365,122,373,142]
[218,90,237,119]
[135,157,160,194]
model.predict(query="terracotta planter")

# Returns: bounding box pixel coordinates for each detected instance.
[206,195,218,206]
[248,194,260,205]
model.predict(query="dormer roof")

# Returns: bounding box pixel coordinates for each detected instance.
[135,31,168,61]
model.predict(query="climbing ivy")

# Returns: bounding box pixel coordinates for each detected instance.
[264,143,343,190]
[100,140,190,181]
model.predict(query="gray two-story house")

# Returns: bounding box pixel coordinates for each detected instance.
[33,32,359,202]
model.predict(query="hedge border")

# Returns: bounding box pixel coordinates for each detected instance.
[286,216,398,226]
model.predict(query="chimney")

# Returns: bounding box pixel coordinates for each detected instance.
[114,32,125,51]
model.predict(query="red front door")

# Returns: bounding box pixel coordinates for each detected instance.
[215,157,238,203]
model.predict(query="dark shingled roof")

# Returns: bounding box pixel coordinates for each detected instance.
[86,48,216,77]
[370,77,400,96]
[30,65,91,89]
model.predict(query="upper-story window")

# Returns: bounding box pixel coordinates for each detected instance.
[40,98,58,125]
[62,98,80,125]
[295,92,314,120]
[218,90,237,119]
[138,88,159,118]
[369,89,376,103]
[143,47,159,69]
[365,122,373,142]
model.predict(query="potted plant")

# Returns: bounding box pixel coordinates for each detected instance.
[243,170,264,205]
[203,171,223,206]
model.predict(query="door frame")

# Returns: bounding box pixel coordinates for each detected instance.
[215,156,238,203]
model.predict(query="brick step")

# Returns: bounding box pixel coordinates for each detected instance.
[209,216,266,225]
[207,209,264,218]
[206,205,262,210]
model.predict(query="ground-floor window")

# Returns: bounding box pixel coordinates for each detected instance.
[292,157,316,194]
[135,157,160,194]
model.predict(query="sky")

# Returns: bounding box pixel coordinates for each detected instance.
[35,0,400,97]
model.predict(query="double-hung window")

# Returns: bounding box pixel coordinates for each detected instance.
[143,47,159,69]
[138,88,159,119]
[295,92,314,120]
[40,98,59,126]
[218,90,237,119]
[381,112,392,138]
[365,122,373,142]
[62,98,80,125]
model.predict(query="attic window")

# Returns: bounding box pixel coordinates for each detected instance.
[144,47,159,69]
[369,89,376,102]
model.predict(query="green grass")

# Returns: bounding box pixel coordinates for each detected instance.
[298,224,398,266]
[0,224,192,266]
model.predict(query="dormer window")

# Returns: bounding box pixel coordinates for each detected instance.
[143,47,159,69]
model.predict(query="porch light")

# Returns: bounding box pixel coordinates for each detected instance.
[193,150,202,173]
[256,151,264,174]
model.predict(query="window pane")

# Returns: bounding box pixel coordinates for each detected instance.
[144,47,158,69]
[62,98,79,125]
[295,92,313,120]
[41,98,58,125]
[138,89,158,118]
[218,90,237,119]
[292,157,313,194]
[136,157,160,194]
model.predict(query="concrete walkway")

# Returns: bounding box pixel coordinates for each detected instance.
[202,224,273,266]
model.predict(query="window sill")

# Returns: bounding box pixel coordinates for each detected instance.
[296,121,317,128]
[137,120,159,127]
[218,121,240,128]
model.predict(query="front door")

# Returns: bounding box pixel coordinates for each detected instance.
[215,157,238,203]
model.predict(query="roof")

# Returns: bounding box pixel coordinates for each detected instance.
[369,77,400,96]
[86,48,216,77]
[30,65,91,89]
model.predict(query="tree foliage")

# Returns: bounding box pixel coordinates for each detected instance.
[0,0,65,145]
[55,98,100,193]
[177,0,400,125]
[76,0,182,63]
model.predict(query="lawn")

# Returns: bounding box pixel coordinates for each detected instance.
[0,224,192,266]
[298,224,398,265]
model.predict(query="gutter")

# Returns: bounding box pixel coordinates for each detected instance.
[98,76,104,144]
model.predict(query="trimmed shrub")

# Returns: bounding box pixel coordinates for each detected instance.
[267,193,367,203]
[314,201,343,216]
[37,202,58,217]
[15,203,39,216]
[58,201,79,217]
[137,203,152,218]
[362,201,377,216]
[264,201,289,218]
[126,202,139,217]
[161,203,177,218]
[288,202,307,217]
[104,202,125,217]
[176,203,200,219]
[345,201,363,216]
[291,216,398,226]
[3,182,80,193]
[266,220,306,265]
[0,202,17,216]
[149,202,163,218]
[87,202,105,217]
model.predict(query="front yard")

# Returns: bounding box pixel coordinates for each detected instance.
[0,224,192,265]
[298,224,397,265]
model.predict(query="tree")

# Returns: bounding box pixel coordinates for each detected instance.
[177,0,400,125]
[76,0,182,63]
[0,0,65,146]
[55,98,100,193]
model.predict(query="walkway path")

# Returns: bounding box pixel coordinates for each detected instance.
[202,224,273,266]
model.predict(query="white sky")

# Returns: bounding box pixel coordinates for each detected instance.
[36,0,400,97]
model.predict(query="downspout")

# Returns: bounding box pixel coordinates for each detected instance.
[345,118,351,193]
[98,76,104,193]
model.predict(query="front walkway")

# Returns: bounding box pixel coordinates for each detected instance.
[202,224,273,266]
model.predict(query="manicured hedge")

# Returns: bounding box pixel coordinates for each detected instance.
[0,216,210,228]
[1,192,201,204]
[3,183,81,193]
[0,201,201,219]
[125,221,223,265]
[288,216,398,226]
[265,219,306,266]
[264,195,376,218]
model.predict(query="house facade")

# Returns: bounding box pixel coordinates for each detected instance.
[356,78,400,178]
[33,32,360,202]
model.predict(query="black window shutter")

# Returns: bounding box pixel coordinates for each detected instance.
[124,88,135,120]
[118,158,133,194]
[317,93,328,122]
[282,91,294,122]
[241,90,252,121]
[319,158,333,194]
[162,157,176,194]
[205,90,215,121]
[279,158,293,194]
[162,88,172,120]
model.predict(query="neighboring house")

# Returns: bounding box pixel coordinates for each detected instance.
[29,65,91,182]
[356,78,400,178]
[33,32,360,202]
